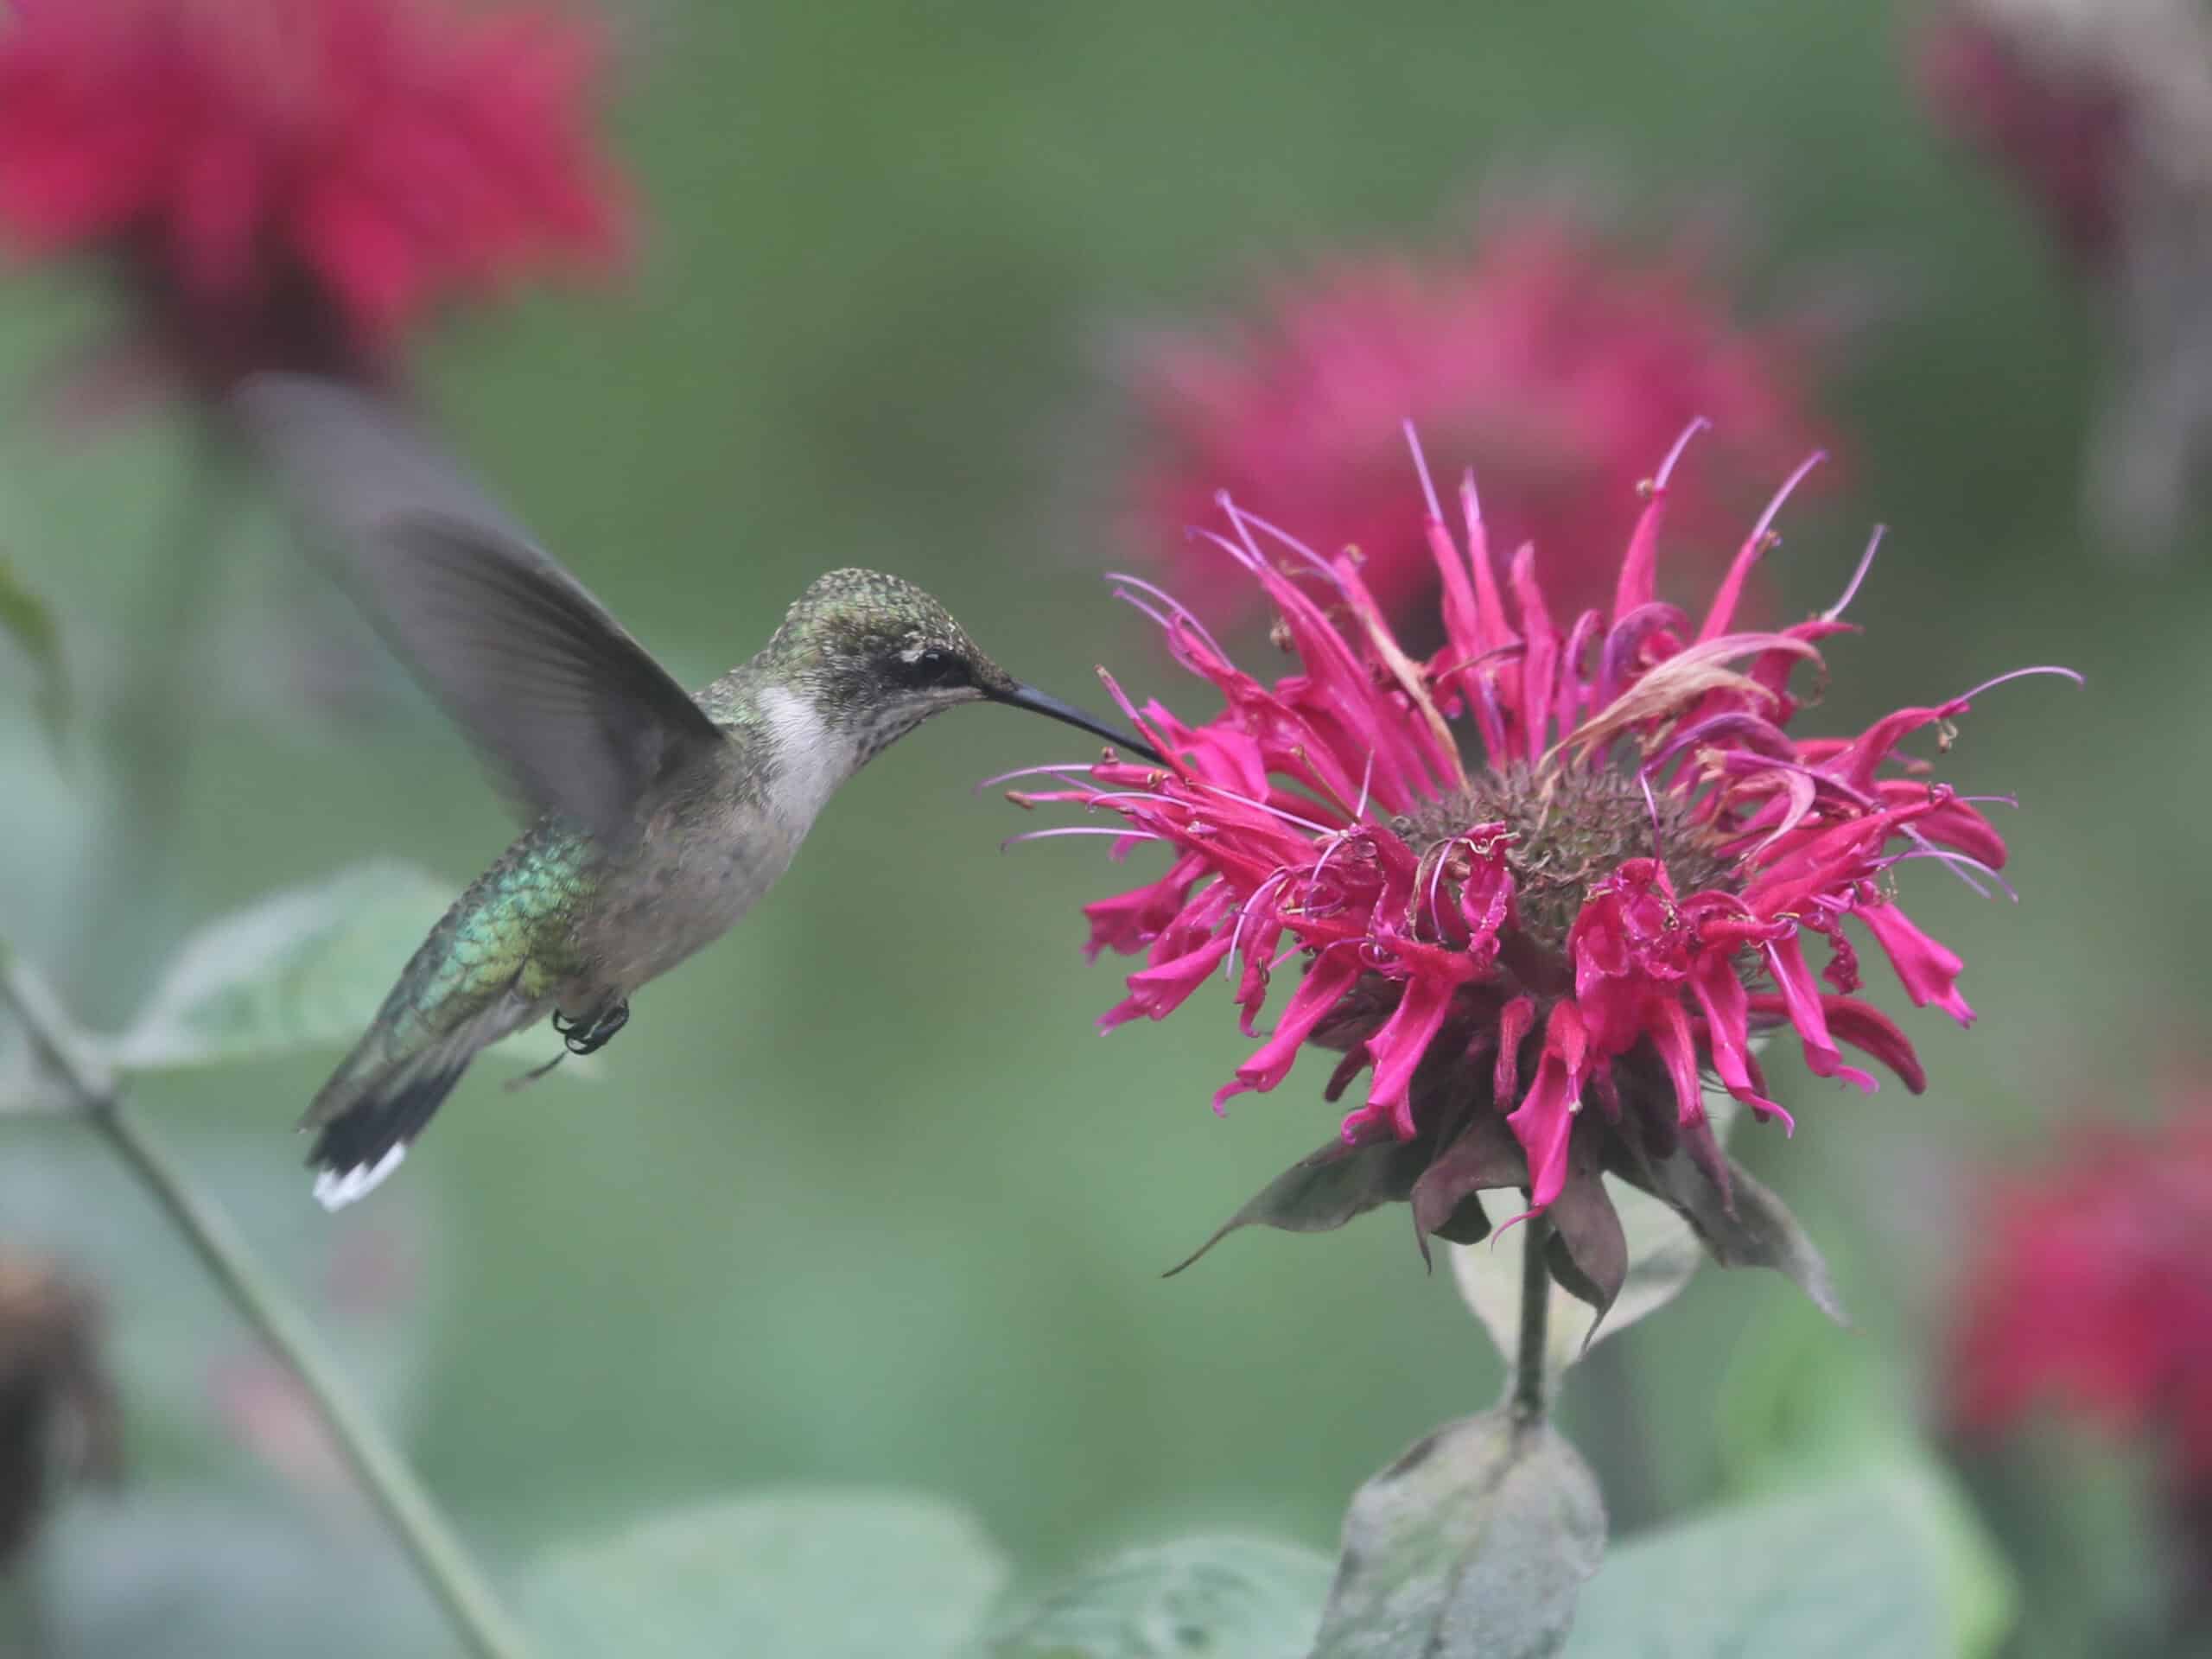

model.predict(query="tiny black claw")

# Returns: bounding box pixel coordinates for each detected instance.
[557,999,630,1057]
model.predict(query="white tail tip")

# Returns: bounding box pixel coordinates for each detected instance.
[312,1143,407,1211]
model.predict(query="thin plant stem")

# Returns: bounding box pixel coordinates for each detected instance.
[0,953,533,1659]
[1510,1214,1552,1425]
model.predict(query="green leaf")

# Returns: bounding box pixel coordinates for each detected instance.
[104,861,455,1071]
[1165,1134,1437,1275]
[1310,1410,1606,1659]
[985,1535,1332,1657]
[0,551,67,747]
[519,1490,1008,1659]
[1562,1472,1952,1658]
[102,861,588,1079]
[1639,1154,1845,1325]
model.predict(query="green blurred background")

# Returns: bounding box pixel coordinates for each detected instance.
[0,1,2202,1653]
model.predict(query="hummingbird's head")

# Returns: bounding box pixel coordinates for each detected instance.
[772,569,1160,760]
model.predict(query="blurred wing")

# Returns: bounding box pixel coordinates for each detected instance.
[236,375,723,842]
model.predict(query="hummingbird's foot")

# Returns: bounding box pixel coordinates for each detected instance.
[504,1051,567,1092]
[554,999,630,1057]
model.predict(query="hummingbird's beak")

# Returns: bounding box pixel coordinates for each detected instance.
[995,683,1165,764]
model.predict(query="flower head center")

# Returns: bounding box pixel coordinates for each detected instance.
[1394,762,1733,957]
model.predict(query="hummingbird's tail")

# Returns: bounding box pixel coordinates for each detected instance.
[306,1059,471,1209]
[304,989,537,1210]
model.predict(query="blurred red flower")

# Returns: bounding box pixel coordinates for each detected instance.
[1913,0,2212,548]
[1950,1091,2212,1540]
[1127,212,1831,627]
[1009,429,2066,1306]
[0,0,626,392]
[1915,6,2133,263]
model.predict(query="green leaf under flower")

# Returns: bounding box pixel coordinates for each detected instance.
[983,1535,1334,1658]
[1562,1471,1953,1657]
[1309,1408,1606,1659]
[518,1491,1007,1659]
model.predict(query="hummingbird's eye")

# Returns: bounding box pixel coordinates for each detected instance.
[893,645,971,690]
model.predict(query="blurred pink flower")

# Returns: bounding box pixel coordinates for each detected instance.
[0,0,627,395]
[1950,1090,2212,1559]
[1916,6,2133,262]
[1009,429,2064,1306]
[1913,0,2212,547]
[1127,213,1831,626]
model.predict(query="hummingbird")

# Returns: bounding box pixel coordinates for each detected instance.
[235,375,1160,1210]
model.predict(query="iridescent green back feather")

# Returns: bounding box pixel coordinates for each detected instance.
[314,823,598,1109]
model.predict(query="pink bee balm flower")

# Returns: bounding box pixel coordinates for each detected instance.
[1128,213,1830,627]
[1009,428,2070,1311]
[0,0,626,394]
[1949,1090,2212,1587]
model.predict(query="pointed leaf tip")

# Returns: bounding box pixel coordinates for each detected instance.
[1620,1141,1846,1325]
[1165,1134,1430,1275]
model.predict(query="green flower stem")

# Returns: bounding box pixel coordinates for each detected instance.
[1510,1214,1552,1425]
[0,955,532,1659]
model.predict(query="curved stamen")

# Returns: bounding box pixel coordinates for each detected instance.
[1698,449,1827,645]
[1822,524,1885,622]
[1220,494,1342,587]
[1185,778,1344,836]
[1653,416,1711,491]
[1224,870,1292,980]
[1105,571,1232,666]
[1308,823,1367,888]
[1637,769,1666,859]
[1109,587,1171,633]
[1888,844,2019,903]
[1896,824,1992,899]
[1404,418,1445,522]
[1953,664,2085,704]
[1191,524,1261,574]
[1077,788,1196,813]
[976,761,1112,792]
[1752,450,1827,548]
[1000,826,1166,850]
